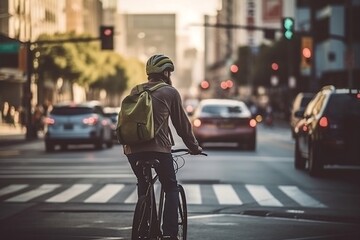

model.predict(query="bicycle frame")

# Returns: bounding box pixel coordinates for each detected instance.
[132,149,206,240]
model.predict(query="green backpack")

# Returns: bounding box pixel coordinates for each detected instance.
[116,82,168,145]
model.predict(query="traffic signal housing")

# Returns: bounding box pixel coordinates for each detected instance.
[301,36,313,70]
[100,26,114,50]
[282,17,295,40]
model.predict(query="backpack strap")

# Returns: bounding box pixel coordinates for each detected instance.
[148,82,168,92]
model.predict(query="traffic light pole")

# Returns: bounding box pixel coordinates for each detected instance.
[24,41,37,140]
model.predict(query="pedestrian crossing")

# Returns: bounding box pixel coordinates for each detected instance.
[0,183,327,208]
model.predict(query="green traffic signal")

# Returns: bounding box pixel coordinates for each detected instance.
[282,17,294,40]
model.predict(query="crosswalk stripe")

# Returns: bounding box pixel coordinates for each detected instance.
[46,184,92,203]
[124,184,161,204]
[213,184,242,205]
[0,184,29,197]
[279,185,326,208]
[246,184,283,206]
[182,184,202,204]
[5,184,61,202]
[0,182,328,208]
[124,188,138,204]
[84,184,125,203]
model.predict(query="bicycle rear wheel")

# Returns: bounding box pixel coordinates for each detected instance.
[177,184,187,240]
[132,195,151,239]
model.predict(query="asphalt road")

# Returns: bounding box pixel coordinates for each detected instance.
[1,123,360,239]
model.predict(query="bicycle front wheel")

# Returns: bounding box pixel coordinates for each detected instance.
[177,184,187,240]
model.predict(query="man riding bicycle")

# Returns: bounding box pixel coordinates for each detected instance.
[123,54,202,240]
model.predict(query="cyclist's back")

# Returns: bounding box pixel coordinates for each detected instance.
[124,54,202,239]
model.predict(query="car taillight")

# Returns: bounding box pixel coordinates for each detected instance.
[249,119,257,127]
[44,117,55,125]
[302,125,308,132]
[83,116,98,125]
[193,119,201,127]
[319,116,328,128]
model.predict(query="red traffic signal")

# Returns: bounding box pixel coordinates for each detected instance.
[302,47,311,59]
[100,26,114,50]
[230,64,238,73]
[271,62,279,71]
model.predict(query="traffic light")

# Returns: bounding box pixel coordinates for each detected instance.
[230,64,238,73]
[271,62,279,71]
[282,17,295,40]
[100,26,114,50]
[301,36,313,70]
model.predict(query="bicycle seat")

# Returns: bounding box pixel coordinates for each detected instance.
[136,159,160,168]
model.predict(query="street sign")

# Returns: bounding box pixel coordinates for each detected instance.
[0,42,20,53]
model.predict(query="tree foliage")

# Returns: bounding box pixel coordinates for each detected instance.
[35,32,143,97]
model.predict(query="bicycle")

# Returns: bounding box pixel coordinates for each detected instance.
[131,149,207,240]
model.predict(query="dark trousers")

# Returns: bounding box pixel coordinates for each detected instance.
[127,152,179,237]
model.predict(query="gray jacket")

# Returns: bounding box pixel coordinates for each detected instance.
[123,80,199,155]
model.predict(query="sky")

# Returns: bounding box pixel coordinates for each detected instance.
[118,0,220,47]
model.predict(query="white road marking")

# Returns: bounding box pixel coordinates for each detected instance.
[182,184,202,204]
[85,184,125,203]
[279,185,326,208]
[0,184,29,197]
[213,184,242,205]
[5,184,60,202]
[46,184,92,203]
[246,184,283,206]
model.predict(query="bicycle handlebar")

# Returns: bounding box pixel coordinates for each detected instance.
[171,148,208,156]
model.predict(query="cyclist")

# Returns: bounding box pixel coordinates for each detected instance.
[124,54,202,240]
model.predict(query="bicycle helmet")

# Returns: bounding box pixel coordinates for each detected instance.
[146,54,174,75]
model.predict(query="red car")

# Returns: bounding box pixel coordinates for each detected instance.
[191,99,257,150]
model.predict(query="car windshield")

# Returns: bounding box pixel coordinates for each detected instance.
[51,107,94,116]
[201,105,243,117]
[325,94,360,118]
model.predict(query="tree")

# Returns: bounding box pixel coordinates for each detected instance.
[35,32,131,103]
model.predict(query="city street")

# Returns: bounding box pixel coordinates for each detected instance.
[1,123,360,239]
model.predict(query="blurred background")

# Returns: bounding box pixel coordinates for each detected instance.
[0,0,359,138]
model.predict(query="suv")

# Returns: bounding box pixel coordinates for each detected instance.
[294,86,360,176]
[44,101,114,152]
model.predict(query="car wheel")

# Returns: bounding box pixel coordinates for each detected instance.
[294,138,306,170]
[309,142,323,176]
[248,136,256,151]
[106,140,113,148]
[45,142,55,152]
[95,140,103,150]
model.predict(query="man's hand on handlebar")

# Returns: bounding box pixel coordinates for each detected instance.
[189,146,203,155]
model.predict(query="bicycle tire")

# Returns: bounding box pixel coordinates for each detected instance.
[177,184,188,240]
[132,195,151,239]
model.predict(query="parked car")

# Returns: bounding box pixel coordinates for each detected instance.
[294,85,360,176]
[104,107,120,142]
[290,92,314,138]
[191,99,257,150]
[44,101,114,152]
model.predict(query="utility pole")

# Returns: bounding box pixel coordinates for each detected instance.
[24,41,37,140]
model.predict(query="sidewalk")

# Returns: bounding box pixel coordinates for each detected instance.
[0,123,28,146]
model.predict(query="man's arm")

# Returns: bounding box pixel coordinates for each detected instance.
[170,90,201,154]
